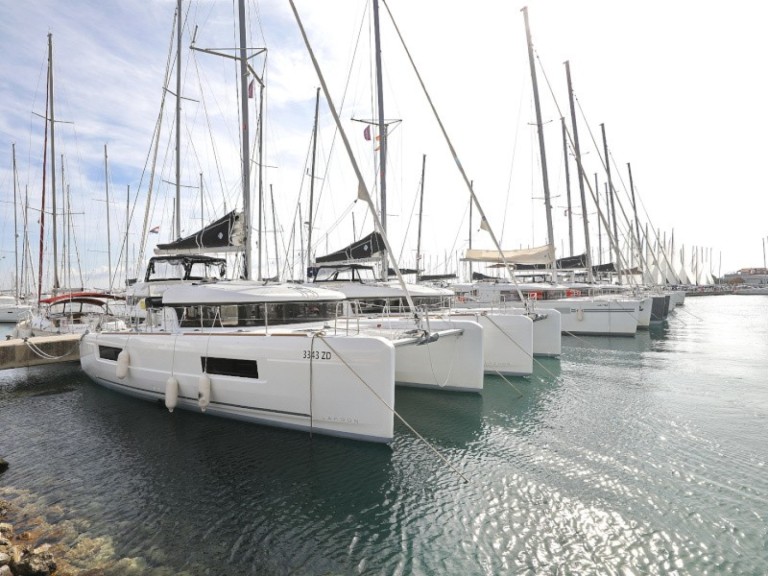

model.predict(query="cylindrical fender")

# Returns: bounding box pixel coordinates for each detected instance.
[165,376,179,412]
[198,374,211,412]
[116,350,130,380]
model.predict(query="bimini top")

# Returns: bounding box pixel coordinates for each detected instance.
[161,280,347,306]
[39,291,125,306]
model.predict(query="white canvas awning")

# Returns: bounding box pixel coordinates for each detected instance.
[461,244,555,265]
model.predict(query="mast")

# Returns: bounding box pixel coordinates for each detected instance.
[604,183,610,270]
[306,87,320,281]
[468,194,473,281]
[372,0,388,280]
[298,201,305,280]
[415,154,426,282]
[627,162,642,278]
[522,6,556,283]
[237,0,252,280]
[12,144,19,301]
[601,123,622,284]
[48,33,60,294]
[594,173,601,266]
[269,183,279,279]
[561,116,573,256]
[565,60,593,282]
[175,0,182,240]
[37,44,50,303]
[257,80,266,280]
[126,185,130,287]
[104,144,113,291]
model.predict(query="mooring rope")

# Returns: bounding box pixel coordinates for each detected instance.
[317,333,469,484]
[22,337,81,360]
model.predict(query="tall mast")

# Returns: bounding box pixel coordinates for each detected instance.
[257,80,265,280]
[372,0,388,280]
[565,61,593,281]
[595,173,601,266]
[237,0,252,280]
[306,87,320,281]
[37,42,50,302]
[601,123,622,284]
[627,162,642,277]
[126,185,130,287]
[175,0,182,240]
[104,144,113,290]
[415,154,426,282]
[560,116,573,256]
[522,7,556,283]
[48,33,60,294]
[269,184,279,278]
[12,144,19,301]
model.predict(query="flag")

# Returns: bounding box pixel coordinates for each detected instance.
[248,79,254,99]
[150,225,160,234]
[363,125,371,141]
[480,217,491,233]
[374,134,381,151]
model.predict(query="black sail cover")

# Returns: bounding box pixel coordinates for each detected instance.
[315,231,385,263]
[154,210,244,255]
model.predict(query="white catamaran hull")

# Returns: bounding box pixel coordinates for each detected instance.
[509,299,640,337]
[354,318,485,391]
[446,312,535,375]
[80,330,396,443]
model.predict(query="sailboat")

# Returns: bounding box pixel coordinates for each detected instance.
[79,0,399,443]
[12,34,127,337]
[449,7,645,338]
[0,144,33,323]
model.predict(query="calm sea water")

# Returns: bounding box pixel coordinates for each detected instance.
[1,295,767,575]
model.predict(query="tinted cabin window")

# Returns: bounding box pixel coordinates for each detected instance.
[202,357,259,379]
[98,346,122,361]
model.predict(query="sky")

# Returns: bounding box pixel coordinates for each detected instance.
[1,0,767,292]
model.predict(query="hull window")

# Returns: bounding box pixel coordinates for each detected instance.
[202,356,259,379]
[98,346,123,361]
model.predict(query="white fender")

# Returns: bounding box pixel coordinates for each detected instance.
[165,376,179,412]
[198,374,211,412]
[576,307,585,322]
[116,350,130,380]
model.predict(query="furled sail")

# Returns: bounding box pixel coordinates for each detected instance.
[315,231,385,263]
[154,211,244,255]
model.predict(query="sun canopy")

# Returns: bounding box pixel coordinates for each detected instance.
[461,244,555,265]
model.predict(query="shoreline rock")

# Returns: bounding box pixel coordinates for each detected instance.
[0,504,56,576]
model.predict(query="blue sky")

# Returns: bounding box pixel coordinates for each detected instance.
[1,0,767,292]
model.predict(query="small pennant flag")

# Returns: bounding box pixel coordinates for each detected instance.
[480,217,491,232]
[248,79,255,98]
[150,225,160,234]
[363,125,371,141]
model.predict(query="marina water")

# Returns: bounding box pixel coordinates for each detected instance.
[1,295,766,575]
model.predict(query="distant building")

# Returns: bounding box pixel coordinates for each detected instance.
[722,268,768,285]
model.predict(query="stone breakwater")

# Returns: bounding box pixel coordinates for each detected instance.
[0,489,192,576]
[0,517,56,576]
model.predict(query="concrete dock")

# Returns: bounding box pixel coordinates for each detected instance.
[0,333,81,370]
